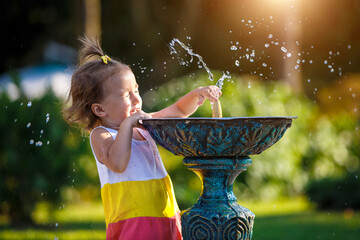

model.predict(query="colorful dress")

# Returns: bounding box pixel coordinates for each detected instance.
[90,126,182,240]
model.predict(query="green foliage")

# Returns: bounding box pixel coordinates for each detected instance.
[0,86,92,226]
[142,72,360,208]
[306,171,360,210]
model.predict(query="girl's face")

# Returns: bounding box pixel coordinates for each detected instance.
[99,69,142,128]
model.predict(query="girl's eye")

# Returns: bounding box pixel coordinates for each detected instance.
[121,93,130,99]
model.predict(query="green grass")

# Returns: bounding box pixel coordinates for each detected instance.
[0,202,106,240]
[254,212,359,240]
[0,198,359,240]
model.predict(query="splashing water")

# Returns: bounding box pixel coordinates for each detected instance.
[169,38,231,90]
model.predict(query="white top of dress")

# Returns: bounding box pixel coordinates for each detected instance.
[90,126,168,188]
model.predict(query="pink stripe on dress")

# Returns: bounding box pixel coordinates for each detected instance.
[106,212,182,240]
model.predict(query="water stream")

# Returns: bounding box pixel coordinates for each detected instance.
[169,38,231,90]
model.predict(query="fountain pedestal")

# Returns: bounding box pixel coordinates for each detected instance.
[181,157,254,240]
[141,117,296,240]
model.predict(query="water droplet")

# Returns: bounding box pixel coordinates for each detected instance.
[281,47,287,53]
[287,53,292,57]
[36,141,43,147]
[348,45,351,49]
[265,43,269,48]
[27,122,31,128]
[235,60,240,66]
[30,139,34,145]
[268,34,273,39]
[47,141,50,145]
[262,63,267,67]
[40,130,44,134]
[27,101,32,107]
[250,50,255,57]
[230,45,237,51]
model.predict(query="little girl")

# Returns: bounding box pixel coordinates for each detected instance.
[64,36,221,240]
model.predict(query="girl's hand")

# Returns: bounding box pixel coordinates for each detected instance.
[127,110,152,128]
[196,86,222,106]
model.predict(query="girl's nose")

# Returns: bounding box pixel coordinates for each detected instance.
[131,92,141,104]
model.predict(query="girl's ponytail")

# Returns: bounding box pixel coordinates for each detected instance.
[78,36,105,66]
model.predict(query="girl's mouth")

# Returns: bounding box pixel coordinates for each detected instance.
[130,108,140,115]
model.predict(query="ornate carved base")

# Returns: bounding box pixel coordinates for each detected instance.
[181,204,254,240]
[181,157,255,240]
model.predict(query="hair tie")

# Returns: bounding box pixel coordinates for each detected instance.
[100,55,111,64]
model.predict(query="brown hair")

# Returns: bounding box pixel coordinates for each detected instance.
[63,36,131,131]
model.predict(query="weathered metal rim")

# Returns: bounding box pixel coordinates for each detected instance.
[141,116,297,123]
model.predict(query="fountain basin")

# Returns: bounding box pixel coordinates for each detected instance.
[141,116,296,239]
[141,117,296,157]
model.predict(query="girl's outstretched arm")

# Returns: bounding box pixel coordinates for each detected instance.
[151,85,221,118]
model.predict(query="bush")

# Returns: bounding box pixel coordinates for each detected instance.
[306,171,360,210]
[0,84,92,226]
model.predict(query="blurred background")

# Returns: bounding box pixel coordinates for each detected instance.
[0,0,359,239]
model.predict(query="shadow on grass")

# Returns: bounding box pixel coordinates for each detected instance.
[0,221,106,231]
[253,213,359,240]
[56,221,106,230]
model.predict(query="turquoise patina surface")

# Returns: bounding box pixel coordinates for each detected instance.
[141,117,296,240]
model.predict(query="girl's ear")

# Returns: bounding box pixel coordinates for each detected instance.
[91,103,107,118]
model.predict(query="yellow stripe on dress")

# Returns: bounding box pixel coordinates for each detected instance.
[101,175,179,227]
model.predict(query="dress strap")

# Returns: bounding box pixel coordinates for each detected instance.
[136,128,162,163]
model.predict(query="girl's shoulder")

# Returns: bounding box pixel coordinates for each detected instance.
[90,126,117,152]
[91,126,117,140]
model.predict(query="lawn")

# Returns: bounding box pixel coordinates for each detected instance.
[0,198,359,240]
